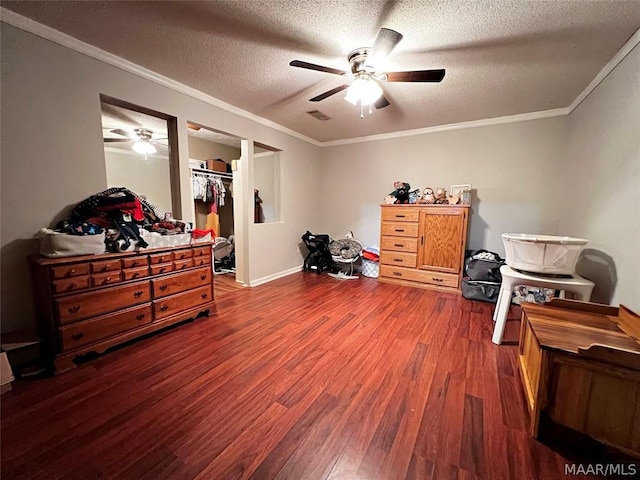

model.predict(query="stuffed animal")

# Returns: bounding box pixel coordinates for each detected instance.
[418,187,435,204]
[389,181,411,204]
[447,194,460,205]
[434,187,448,204]
[408,188,420,204]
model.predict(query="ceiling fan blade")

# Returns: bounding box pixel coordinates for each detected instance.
[290,60,347,76]
[310,84,349,102]
[370,28,403,64]
[374,95,390,109]
[110,128,132,138]
[104,138,130,142]
[385,69,446,82]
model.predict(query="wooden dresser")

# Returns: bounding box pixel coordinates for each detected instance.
[30,243,215,373]
[518,299,640,455]
[378,204,470,292]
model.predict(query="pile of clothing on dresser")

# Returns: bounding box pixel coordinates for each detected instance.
[37,187,202,254]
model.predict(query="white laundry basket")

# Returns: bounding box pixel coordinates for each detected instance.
[502,234,588,275]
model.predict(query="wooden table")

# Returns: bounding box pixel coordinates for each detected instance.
[518,299,640,455]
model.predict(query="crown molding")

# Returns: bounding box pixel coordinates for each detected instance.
[2,8,638,149]
[0,8,322,148]
[321,107,571,147]
[567,27,640,113]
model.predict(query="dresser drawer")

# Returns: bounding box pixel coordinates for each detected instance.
[380,236,418,253]
[154,285,212,320]
[52,276,90,294]
[122,266,149,281]
[56,280,151,325]
[193,246,212,259]
[51,263,89,280]
[152,267,212,298]
[193,255,211,267]
[150,262,173,276]
[381,222,419,238]
[381,208,420,223]
[173,249,193,261]
[380,251,417,268]
[59,304,152,351]
[150,252,173,265]
[91,259,122,274]
[122,257,148,269]
[173,259,194,272]
[380,265,459,288]
[91,271,122,287]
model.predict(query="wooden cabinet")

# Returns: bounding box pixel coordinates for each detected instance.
[518,300,640,454]
[379,205,469,292]
[30,244,215,374]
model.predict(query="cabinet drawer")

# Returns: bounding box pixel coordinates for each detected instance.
[154,285,212,320]
[380,265,459,288]
[92,271,122,287]
[122,257,148,269]
[52,276,90,294]
[150,252,173,265]
[91,259,121,274]
[381,208,420,222]
[150,262,173,276]
[173,249,193,261]
[193,255,211,267]
[381,222,419,238]
[51,263,89,280]
[380,236,418,253]
[173,258,194,272]
[153,267,212,298]
[380,251,417,268]
[193,246,212,258]
[56,280,151,325]
[122,266,149,281]
[59,304,152,351]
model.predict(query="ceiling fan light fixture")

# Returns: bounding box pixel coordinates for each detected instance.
[344,75,383,106]
[132,140,156,155]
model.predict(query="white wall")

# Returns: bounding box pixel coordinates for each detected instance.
[104,148,173,213]
[563,45,640,309]
[254,152,280,224]
[0,23,321,334]
[187,136,240,164]
[318,117,568,253]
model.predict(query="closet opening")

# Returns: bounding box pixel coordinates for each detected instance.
[187,123,244,297]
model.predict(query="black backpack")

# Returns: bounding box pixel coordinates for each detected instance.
[462,250,506,303]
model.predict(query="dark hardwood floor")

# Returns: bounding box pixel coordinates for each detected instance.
[214,272,245,298]
[1,273,607,479]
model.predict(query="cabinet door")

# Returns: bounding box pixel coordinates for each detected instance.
[418,208,466,273]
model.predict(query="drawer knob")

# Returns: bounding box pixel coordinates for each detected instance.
[71,332,84,340]
[200,274,207,280]
[396,214,405,218]
[67,305,80,314]
[136,313,145,320]
[132,273,140,279]
[393,258,402,262]
[432,277,444,282]
[395,229,404,232]
[394,244,403,247]
[159,285,168,291]
[69,283,77,289]
[134,290,144,298]
[179,264,186,270]
[393,272,402,277]
[201,293,208,299]
[160,305,169,312]
[159,267,166,273]
[70,268,76,275]
[132,261,139,267]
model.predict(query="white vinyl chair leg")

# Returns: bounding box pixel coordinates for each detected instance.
[493,288,504,322]
[492,286,512,345]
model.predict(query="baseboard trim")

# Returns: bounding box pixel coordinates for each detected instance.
[250,265,302,287]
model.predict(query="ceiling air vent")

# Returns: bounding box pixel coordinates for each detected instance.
[306,110,331,121]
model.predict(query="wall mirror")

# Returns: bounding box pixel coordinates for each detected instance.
[253,142,281,224]
[100,95,180,215]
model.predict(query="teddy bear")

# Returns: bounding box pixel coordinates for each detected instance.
[417,187,436,204]
[434,187,449,204]
[389,181,411,204]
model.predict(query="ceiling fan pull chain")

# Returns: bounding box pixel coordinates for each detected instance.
[369,104,373,115]
[360,102,364,119]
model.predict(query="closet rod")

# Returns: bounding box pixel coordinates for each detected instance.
[190,167,233,180]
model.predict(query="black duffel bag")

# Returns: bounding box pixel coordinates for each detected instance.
[461,278,501,303]
[464,249,505,282]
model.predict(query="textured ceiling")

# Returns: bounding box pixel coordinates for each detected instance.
[4,1,640,142]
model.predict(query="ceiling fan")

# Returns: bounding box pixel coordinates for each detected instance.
[103,128,168,155]
[290,28,445,116]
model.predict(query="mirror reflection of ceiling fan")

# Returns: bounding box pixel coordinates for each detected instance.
[103,128,168,155]
[290,28,445,117]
